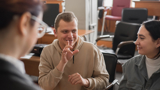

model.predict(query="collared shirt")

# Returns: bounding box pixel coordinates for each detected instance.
[0,54,25,74]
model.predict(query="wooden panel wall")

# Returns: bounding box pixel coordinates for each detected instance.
[43,0,64,13]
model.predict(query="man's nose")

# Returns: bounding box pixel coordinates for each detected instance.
[68,32,73,38]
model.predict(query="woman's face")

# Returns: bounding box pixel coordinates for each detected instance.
[22,12,43,57]
[135,25,160,58]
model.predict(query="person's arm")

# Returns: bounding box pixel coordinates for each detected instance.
[118,64,128,90]
[68,73,90,87]
[67,49,109,90]
[38,47,63,90]
[38,42,79,90]
[86,48,109,90]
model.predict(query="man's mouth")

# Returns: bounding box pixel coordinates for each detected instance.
[66,40,74,45]
[66,40,73,41]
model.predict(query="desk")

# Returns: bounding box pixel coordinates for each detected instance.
[21,55,40,76]
[37,29,94,44]
[134,1,160,17]
[21,30,94,76]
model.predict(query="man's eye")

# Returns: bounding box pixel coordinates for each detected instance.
[62,31,68,33]
[72,30,77,33]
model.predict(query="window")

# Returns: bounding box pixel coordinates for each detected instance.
[103,0,113,7]
[103,0,140,7]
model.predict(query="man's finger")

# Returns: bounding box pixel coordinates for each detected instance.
[73,49,79,55]
[69,41,73,46]
[69,75,78,82]
[68,73,77,81]
[64,45,73,49]
[67,41,69,45]
[63,48,73,55]
[68,73,80,82]
[74,80,81,85]
[71,77,80,85]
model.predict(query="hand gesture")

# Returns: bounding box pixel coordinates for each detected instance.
[61,41,79,64]
[68,73,89,87]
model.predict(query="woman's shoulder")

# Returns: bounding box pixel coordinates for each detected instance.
[123,55,144,67]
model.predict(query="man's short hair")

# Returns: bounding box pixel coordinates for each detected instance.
[54,11,78,30]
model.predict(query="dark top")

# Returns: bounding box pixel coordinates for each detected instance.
[119,55,160,90]
[0,58,41,90]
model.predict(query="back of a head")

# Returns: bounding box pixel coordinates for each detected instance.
[54,11,78,30]
[0,0,45,31]
[143,20,160,40]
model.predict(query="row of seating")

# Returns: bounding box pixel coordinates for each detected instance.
[100,8,148,35]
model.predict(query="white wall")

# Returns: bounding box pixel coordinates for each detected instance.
[65,0,87,30]
[65,0,97,43]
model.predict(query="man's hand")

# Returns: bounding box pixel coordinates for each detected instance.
[61,41,79,64]
[68,73,90,88]
[56,41,79,72]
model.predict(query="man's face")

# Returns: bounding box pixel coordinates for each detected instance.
[54,19,78,49]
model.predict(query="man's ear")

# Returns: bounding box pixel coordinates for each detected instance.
[18,12,31,36]
[53,29,57,37]
[156,38,160,48]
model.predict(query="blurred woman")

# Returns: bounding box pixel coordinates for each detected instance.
[119,20,160,90]
[0,0,46,89]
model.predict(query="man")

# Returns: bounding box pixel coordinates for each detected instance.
[38,12,109,90]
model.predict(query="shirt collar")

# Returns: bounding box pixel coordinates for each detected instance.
[135,55,148,80]
[0,54,25,74]
[146,56,160,66]
[135,55,146,68]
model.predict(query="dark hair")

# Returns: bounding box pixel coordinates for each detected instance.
[54,11,78,30]
[143,20,160,58]
[0,0,45,30]
[143,20,160,40]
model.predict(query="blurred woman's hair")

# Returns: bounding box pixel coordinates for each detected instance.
[0,0,45,30]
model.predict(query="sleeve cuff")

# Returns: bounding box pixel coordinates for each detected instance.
[51,67,63,79]
[83,78,94,89]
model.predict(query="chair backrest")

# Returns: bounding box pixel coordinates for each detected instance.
[121,8,148,24]
[112,0,131,16]
[43,4,59,27]
[112,21,140,57]
[103,53,117,90]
